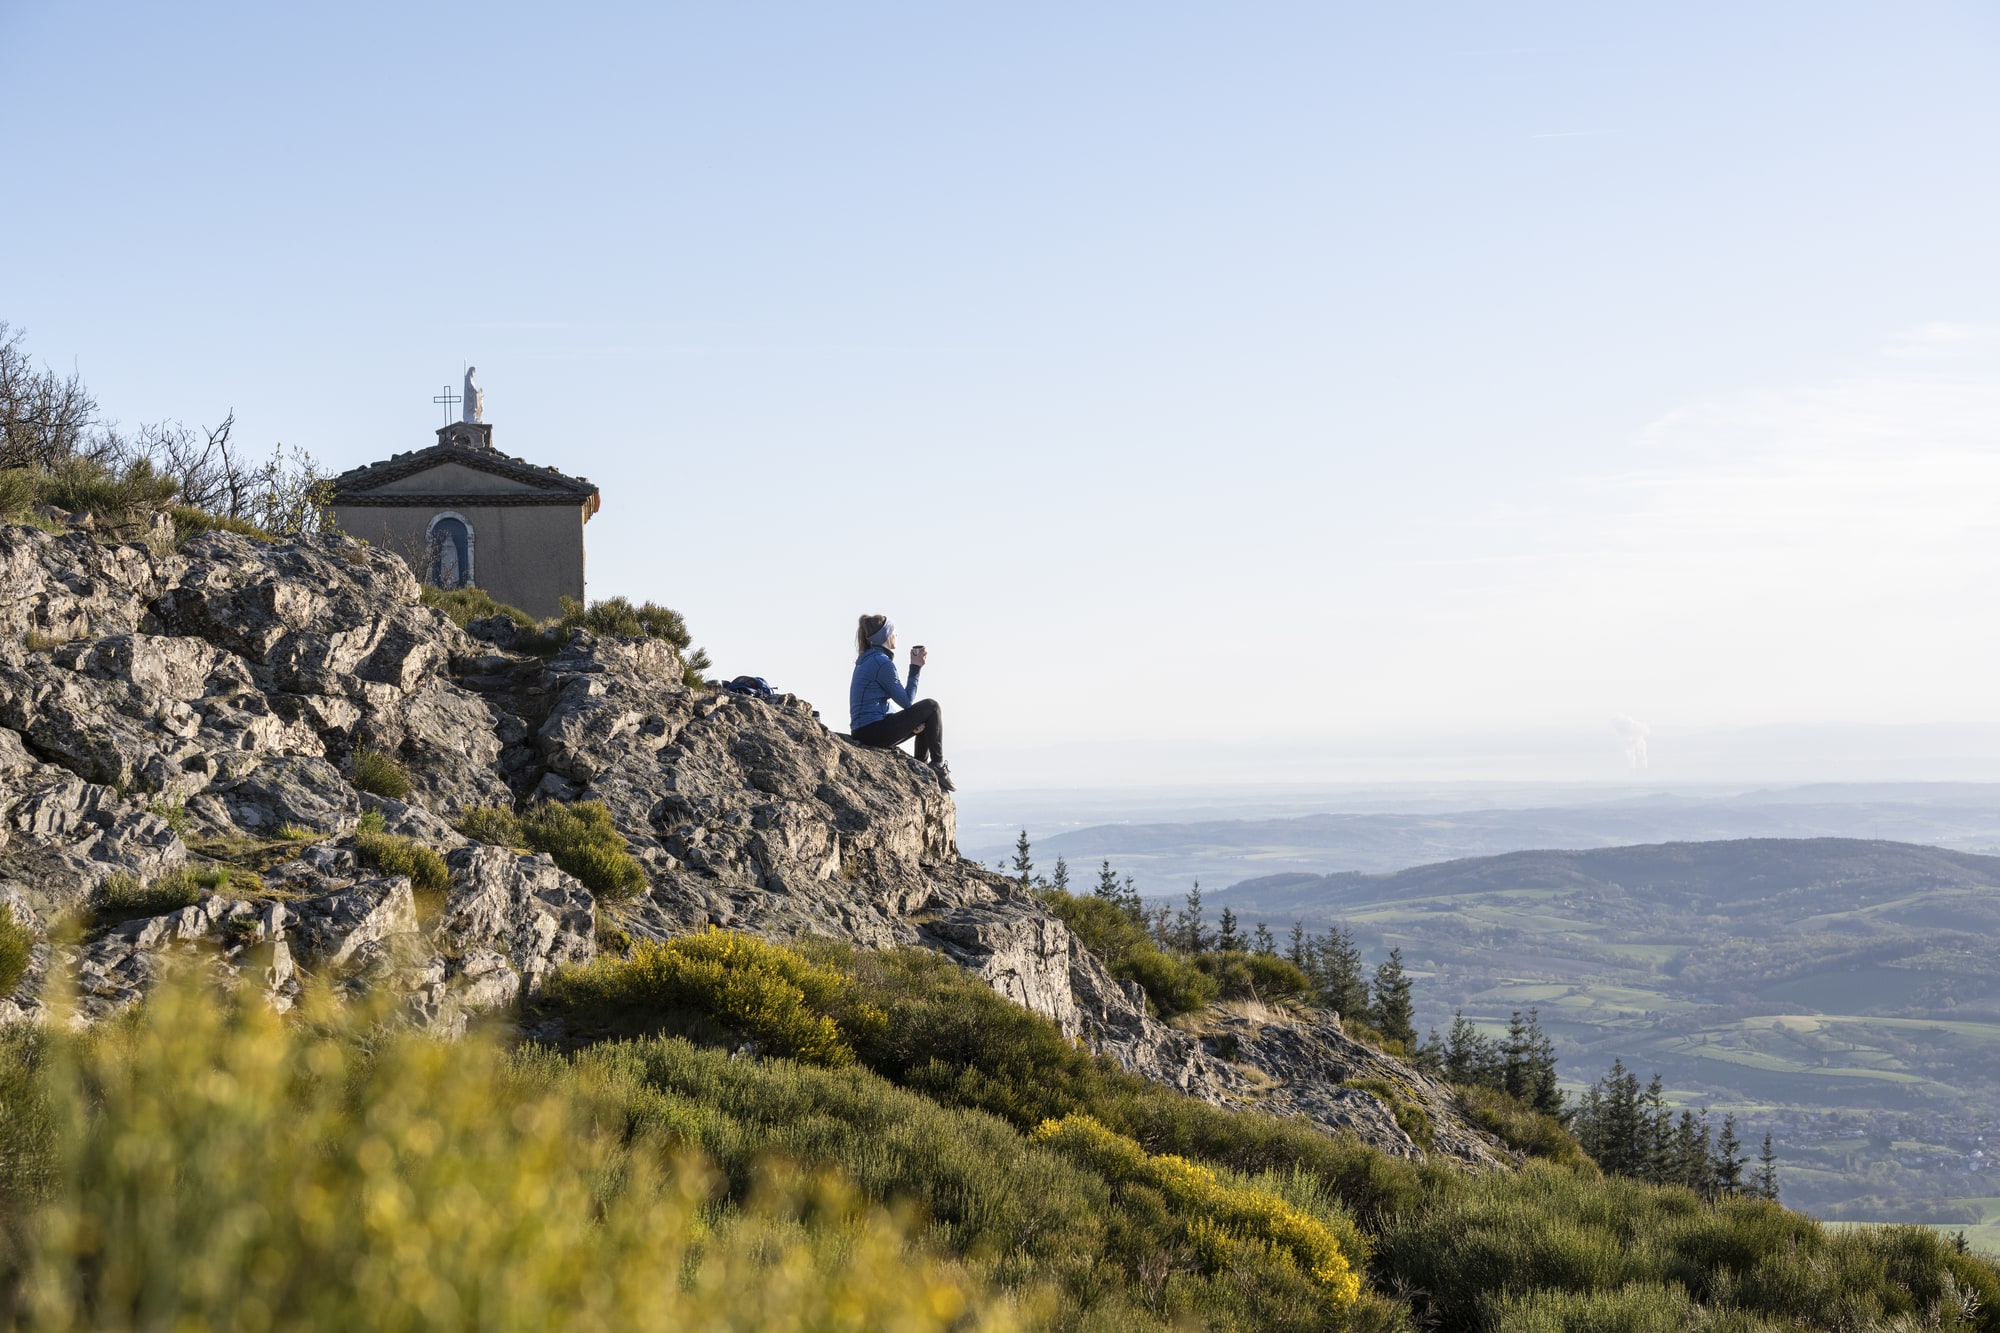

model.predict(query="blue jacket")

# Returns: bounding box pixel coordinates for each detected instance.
[850,647,921,731]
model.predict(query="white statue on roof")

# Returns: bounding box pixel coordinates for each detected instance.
[462,367,484,424]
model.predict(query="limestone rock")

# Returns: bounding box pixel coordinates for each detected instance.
[437,845,595,992]
[0,519,1510,1169]
[287,877,418,970]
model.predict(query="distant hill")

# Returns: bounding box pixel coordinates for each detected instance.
[1211,837,2000,1216]
[975,790,2000,888]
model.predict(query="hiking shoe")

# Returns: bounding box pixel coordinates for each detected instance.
[929,760,956,793]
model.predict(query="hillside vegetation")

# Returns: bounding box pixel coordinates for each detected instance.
[1215,838,2000,1220]
[6,941,1999,1331]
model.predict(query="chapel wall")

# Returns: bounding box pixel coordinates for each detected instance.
[333,503,587,621]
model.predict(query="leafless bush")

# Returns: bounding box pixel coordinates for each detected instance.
[0,322,109,470]
[1,321,333,535]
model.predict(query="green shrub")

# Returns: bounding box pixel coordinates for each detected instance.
[518,800,645,898]
[421,584,536,631]
[1038,889,1220,1017]
[1196,949,1315,1003]
[457,805,527,849]
[0,977,1010,1332]
[528,1033,1397,1333]
[96,869,219,925]
[0,905,30,998]
[555,595,713,686]
[352,811,450,898]
[1032,1112,1362,1307]
[348,747,411,800]
[146,797,190,837]
[168,505,275,543]
[544,930,885,1066]
[39,456,180,527]
[1115,946,1221,1016]
[1456,1083,1593,1168]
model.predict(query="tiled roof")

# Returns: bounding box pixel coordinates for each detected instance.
[332,442,599,508]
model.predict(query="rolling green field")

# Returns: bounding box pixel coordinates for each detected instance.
[1212,838,2000,1219]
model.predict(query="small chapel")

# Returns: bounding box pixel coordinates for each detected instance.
[330,370,600,620]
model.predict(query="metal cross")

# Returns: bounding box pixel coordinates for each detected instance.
[432,384,462,425]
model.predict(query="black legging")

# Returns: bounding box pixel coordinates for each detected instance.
[851,699,943,764]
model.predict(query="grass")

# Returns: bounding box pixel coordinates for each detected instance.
[167,505,275,543]
[459,802,646,899]
[347,747,411,800]
[457,805,528,850]
[420,584,536,631]
[94,869,233,928]
[353,810,450,907]
[517,801,647,899]
[0,978,1015,1332]
[555,595,713,685]
[1454,1083,1592,1168]
[0,906,29,998]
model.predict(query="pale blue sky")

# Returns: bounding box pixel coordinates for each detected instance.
[5,3,1998,786]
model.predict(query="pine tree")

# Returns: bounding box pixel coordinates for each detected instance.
[1120,875,1142,922]
[1713,1114,1746,1196]
[1317,927,1370,1021]
[1755,1132,1780,1202]
[1216,905,1240,952]
[1414,1027,1446,1076]
[1149,904,1173,947]
[1642,1075,1672,1184]
[1594,1060,1644,1177]
[1094,860,1121,902]
[1522,1009,1563,1115]
[1671,1110,1713,1193]
[1286,921,1308,968]
[1502,1011,1532,1102]
[1049,856,1069,894]
[1443,1010,1501,1088]
[1174,883,1211,954]
[1370,948,1416,1045]
[1011,830,1033,889]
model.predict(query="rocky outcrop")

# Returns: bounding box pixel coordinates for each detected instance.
[0,520,1506,1166]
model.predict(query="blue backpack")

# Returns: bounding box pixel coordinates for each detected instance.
[722,675,777,700]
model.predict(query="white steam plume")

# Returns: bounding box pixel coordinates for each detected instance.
[1612,716,1651,769]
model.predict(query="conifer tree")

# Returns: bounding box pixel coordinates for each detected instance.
[1216,905,1240,952]
[1443,1010,1501,1088]
[1671,1110,1713,1194]
[1286,921,1308,968]
[1049,855,1069,893]
[1370,948,1416,1045]
[1755,1132,1780,1202]
[1174,883,1211,954]
[1714,1114,1746,1196]
[1095,860,1121,902]
[1252,921,1276,956]
[1642,1075,1672,1184]
[1317,927,1370,1021]
[1011,830,1033,889]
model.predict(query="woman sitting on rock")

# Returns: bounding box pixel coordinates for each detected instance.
[848,613,952,791]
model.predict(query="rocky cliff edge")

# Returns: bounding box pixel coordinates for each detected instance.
[0,523,1501,1168]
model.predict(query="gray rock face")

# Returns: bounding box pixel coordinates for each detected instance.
[0,520,1506,1168]
[437,845,595,992]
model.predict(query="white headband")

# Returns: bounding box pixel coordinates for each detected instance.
[869,619,895,647]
